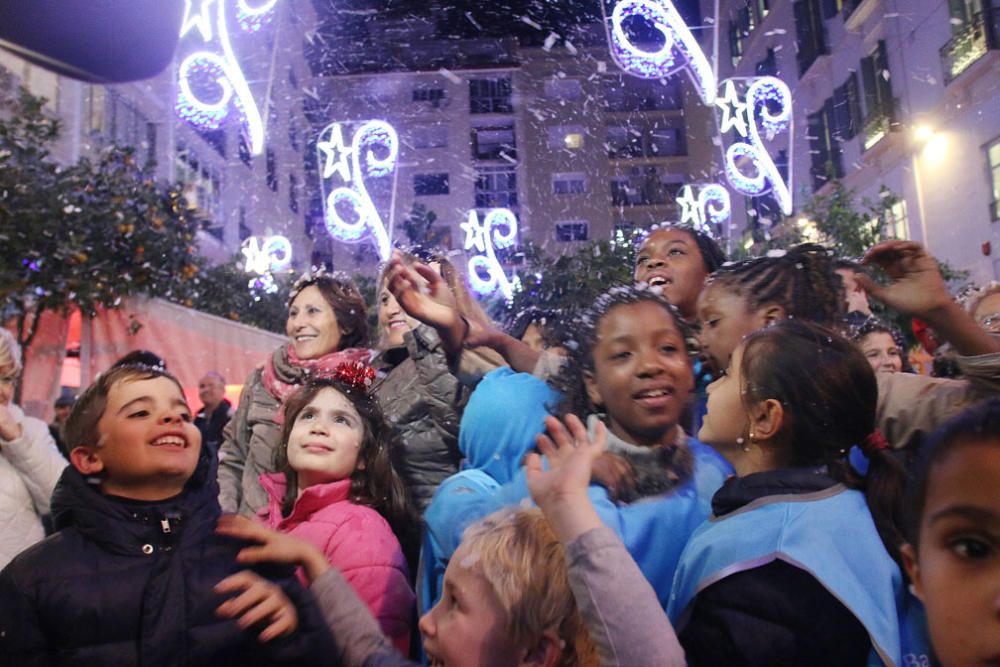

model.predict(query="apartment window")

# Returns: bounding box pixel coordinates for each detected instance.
[610,167,681,206]
[552,173,587,195]
[860,40,896,149]
[547,125,585,150]
[239,206,251,241]
[603,76,682,112]
[756,0,770,19]
[472,124,517,161]
[414,173,450,196]
[413,86,447,107]
[145,123,157,167]
[606,126,644,159]
[289,173,300,213]
[84,86,106,135]
[544,78,583,100]
[729,6,754,66]
[475,166,518,209]
[831,72,862,140]
[175,142,222,220]
[108,93,148,150]
[649,127,686,157]
[266,148,278,192]
[288,118,300,152]
[988,137,1000,221]
[555,221,589,242]
[612,223,637,246]
[940,0,992,82]
[469,77,513,114]
[885,199,909,239]
[808,100,844,191]
[411,123,448,149]
[756,48,778,76]
[794,0,829,75]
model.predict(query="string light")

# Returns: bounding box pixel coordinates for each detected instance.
[604,0,716,104]
[714,79,749,137]
[676,184,731,232]
[242,235,292,274]
[175,0,276,154]
[462,209,519,300]
[318,120,399,262]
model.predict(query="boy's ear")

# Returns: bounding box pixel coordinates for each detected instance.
[900,543,923,601]
[583,370,603,410]
[520,630,564,667]
[70,445,105,477]
[748,398,784,442]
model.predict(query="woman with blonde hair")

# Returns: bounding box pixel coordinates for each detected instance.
[0,328,67,568]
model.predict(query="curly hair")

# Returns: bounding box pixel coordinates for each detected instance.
[289,272,369,349]
[548,285,693,420]
[848,315,914,373]
[275,378,411,533]
[460,508,598,667]
[707,243,845,329]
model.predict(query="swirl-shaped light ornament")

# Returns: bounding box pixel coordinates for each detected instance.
[604,0,716,104]
[677,184,731,233]
[175,0,277,154]
[317,121,399,263]
[461,209,519,300]
[242,235,291,294]
[722,77,793,215]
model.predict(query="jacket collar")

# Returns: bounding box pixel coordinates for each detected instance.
[711,467,838,517]
[259,472,352,527]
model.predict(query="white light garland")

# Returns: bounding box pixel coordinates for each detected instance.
[461,209,519,300]
[676,183,732,233]
[317,120,399,263]
[175,0,277,154]
[604,0,716,104]
[242,235,292,274]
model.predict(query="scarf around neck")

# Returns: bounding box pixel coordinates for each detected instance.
[262,344,373,404]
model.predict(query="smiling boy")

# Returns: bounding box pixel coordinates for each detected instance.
[0,365,334,665]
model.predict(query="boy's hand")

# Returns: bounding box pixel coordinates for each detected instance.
[527,415,607,544]
[217,516,330,583]
[215,571,298,642]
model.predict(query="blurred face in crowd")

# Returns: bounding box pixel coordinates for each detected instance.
[287,285,343,359]
[378,287,419,349]
[902,438,1000,667]
[633,228,708,320]
[197,374,225,410]
[858,332,903,374]
[973,293,1000,334]
[0,365,16,407]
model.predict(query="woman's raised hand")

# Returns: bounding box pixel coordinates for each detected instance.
[527,415,607,543]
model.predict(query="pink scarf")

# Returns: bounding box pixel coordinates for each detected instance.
[262,344,373,405]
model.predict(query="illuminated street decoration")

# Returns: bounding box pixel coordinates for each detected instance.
[720,76,793,215]
[714,80,748,136]
[175,0,279,155]
[317,120,399,262]
[676,184,731,232]
[242,235,291,294]
[461,208,518,300]
[604,0,716,104]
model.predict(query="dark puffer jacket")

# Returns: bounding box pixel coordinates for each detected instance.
[372,325,467,515]
[0,447,335,666]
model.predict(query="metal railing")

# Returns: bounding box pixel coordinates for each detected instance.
[940,9,998,84]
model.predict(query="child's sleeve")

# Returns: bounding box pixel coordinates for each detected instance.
[0,565,50,665]
[253,573,339,666]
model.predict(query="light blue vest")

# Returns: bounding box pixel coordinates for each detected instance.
[667,484,931,667]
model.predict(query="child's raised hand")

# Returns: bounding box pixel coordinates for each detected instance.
[217,515,330,583]
[858,240,951,317]
[215,570,298,642]
[527,415,607,543]
[385,252,459,328]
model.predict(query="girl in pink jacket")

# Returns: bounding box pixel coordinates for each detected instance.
[258,368,415,652]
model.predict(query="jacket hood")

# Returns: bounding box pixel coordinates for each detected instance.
[51,438,220,554]
[458,368,558,485]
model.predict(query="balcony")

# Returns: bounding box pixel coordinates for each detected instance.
[940,10,999,84]
[861,99,899,151]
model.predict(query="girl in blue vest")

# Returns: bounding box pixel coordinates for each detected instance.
[668,320,927,666]
[901,398,1000,667]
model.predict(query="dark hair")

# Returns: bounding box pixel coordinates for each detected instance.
[550,285,694,419]
[641,224,727,274]
[111,350,166,371]
[849,316,914,373]
[65,364,185,450]
[289,274,369,349]
[506,307,560,342]
[707,243,845,329]
[275,378,410,531]
[739,320,908,561]
[904,398,1000,548]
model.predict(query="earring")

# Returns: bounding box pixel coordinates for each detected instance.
[743,432,754,453]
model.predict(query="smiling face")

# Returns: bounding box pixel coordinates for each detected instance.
[285,387,365,489]
[378,286,419,349]
[904,439,1000,667]
[75,376,201,501]
[419,544,524,667]
[584,301,693,448]
[633,228,709,320]
[858,331,903,374]
[286,285,344,360]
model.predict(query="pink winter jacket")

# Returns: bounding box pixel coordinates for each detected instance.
[258,473,414,653]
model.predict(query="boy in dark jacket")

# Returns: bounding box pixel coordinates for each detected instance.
[0,364,336,666]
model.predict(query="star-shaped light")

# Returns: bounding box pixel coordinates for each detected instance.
[715,79,749,137]
[317,124,353,182]
[461,211,487,253]
[676,185,702,226]
[180,0,216,41]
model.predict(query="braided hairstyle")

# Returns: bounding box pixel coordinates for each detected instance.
[708,244,845,329]
[549,285,694,420]
[739,320,908,562]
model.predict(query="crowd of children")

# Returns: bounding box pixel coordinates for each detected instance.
[1,227,998,666]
